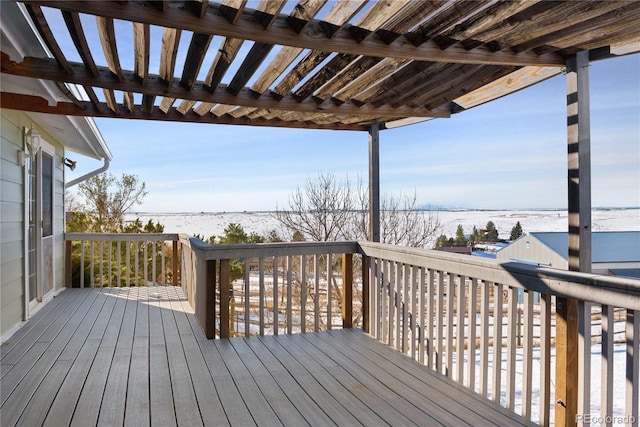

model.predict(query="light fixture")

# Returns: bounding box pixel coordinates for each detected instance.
[64,157,77,171]
[25,125,41,156]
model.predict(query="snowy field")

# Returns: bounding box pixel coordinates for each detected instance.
[126,208,639,242]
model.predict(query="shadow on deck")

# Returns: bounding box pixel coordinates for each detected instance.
[1,287,533,426]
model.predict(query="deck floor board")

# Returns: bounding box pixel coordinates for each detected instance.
[1,287,535,426]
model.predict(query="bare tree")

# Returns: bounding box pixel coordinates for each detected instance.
[275,172,354,241]
[279,173,441,248]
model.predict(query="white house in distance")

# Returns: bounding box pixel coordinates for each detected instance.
[496,231,640,278]
[1,3,112,342]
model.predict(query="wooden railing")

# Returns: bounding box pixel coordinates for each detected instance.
[359,241,640,427]
[65,233,180,288]
[182,237,361,339]
[65,235,639,426]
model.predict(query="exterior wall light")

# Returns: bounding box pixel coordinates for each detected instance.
[64,158,77,170]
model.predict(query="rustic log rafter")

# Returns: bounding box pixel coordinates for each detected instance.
[0,92,368,131]
[22,1,565,67]
[1,53,450,118]
[4,1,637,130]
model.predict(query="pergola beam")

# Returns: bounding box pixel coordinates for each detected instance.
[0,54,449,119]
[0,92,369,131]
[24,0,565,67]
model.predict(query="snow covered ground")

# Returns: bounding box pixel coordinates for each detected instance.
[126,208,639,242]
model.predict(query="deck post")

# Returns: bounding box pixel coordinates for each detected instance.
[220,259,231,338]
[342,253,353,328]
[369,124,380,243]
[172,240,179,285]
[206,259,216,339]
[65,239,72,288]
[557,50,592,427]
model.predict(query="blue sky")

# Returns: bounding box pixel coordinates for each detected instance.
[67,54,639,212]
[54,7,638,212]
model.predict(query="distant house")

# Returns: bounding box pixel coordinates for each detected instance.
[496,231,640,278]
[437,246,472,255]
[1,3,112,342]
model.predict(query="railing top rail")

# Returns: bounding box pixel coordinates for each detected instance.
[358,241,640,310]
[65,232,180,242]
[188,238,360,260]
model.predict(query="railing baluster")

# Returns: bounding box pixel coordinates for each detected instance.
[126,241,130,287]
[446,273,455,378]
[601,304,614,425]
[287,255,293,334]
[117,241,121,286]
[99,241,103,287]
[342,253,353,329]
[161,241,166,285]
[80,240,85,288]
[626,309,639,426]
[143,241,148,286]
[401,263,408,354]
[539,292,551,426]
[220,259,230,338]
[134,241,139,286]
[245,257,251,337]
[259,257,265,336]
[395,261,402,349]
[426,269,434,369]
[314,254,320,332]
[107,241,111,287]
[492,282,503,405]
[479,280,490,398]
[578,300,592,423]
[436,270,444,374]
[467,278,478,392]
[326,253,332,331]
[90,241,94,287]
[382,259,390,345]
[456,274,466,384]
[418,267,425,364]
[273,256,278,335]
[506,287,517,411]
[301,255,307,333]
[522,290,534,420]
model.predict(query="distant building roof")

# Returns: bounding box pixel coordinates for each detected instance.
[529,231,640,263]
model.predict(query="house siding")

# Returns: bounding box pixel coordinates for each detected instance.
[496,235,568,269]
[1,109,66,339]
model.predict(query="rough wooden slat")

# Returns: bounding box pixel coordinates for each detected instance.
[227,42,274,95]
[250,46,303,95]
[62,11,99,76]
[181,32,213,90]
[96,17,124,82]
[159,27,181,83]
[102,88,118,112]
[405,0,492,47]
[24,4,73,74]
[204,37,244,90]
[271,50,331,99]
[376,0,447,44]
[220,0,248,24]
[193,101,216,116]
[133,22,150,83]
[312,56,382,102]
[287,0,326,33]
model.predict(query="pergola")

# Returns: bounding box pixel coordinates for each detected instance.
[2,0,638,235]
[1,2,639,424]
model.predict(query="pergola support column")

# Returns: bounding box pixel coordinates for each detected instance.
[369,124,380,242]
[557,50,592,427]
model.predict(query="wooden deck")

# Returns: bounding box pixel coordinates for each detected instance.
[1,287,533,426]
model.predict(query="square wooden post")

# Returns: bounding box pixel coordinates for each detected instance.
[557,50,592,427]
[342,253,353,329]
[369,124,380,243]
[220,259,230,338]
[205,259,216,339]
[172,240,178,286]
